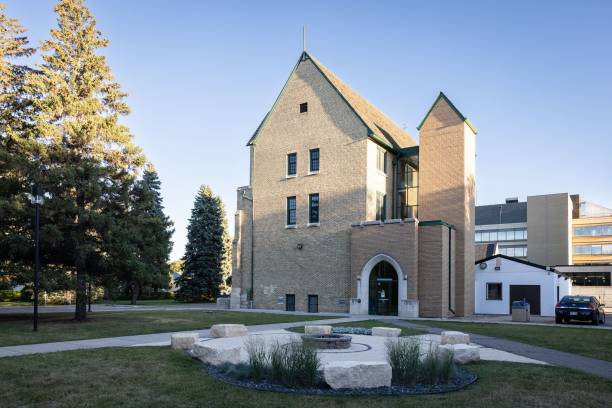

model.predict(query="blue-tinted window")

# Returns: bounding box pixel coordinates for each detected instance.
[310,148,320,172]
[287,196,296,225]
[574,225,612,237]
[309,193,319,223]
[287,153,297,176]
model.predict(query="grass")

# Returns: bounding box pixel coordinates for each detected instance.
[0,301,31,307]
[288,319,424,336]
[411,320,612,362]
[0,310,337,347]
[99,299,188,306]
[0,347,610,407]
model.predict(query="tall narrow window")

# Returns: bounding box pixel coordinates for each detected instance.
[376,147,387,174]
[309,148,320,173]
[286,196,296,226]
[309,193,319,224]
[376,192,386,221]
[300,102,308,113]
[287,153,297,177]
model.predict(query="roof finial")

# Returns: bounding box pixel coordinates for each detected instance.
[303,25,306,52]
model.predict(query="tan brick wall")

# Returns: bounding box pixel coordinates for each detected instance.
[248,58,370,312]
[418,97,476,316]
[349,220,419,301]
[418,224,454,317]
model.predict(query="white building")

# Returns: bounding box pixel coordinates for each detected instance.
[475,254,571,317]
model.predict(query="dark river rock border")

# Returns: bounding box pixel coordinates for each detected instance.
[206,364,478,396]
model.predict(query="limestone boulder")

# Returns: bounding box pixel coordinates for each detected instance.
[171,332,199,350]
[191,341,242,365]
[323,361,392,389]
[371,327,401,337]
[209,324,248,338]
[440,331,470,345]
[437,343,480,364]
[304,325,332,335]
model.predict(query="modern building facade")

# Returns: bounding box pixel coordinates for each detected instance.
[475,194,612,306]
[231,51,477,317]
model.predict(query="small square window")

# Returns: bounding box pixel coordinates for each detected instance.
[486,283,502,300]
[300,102,308,113]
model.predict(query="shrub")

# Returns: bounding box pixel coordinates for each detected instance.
[244,336,268,382]
[283,342,320,387]
[0,290,22,302]
[386,337,420,385]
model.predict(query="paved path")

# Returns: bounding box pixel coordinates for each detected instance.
[393,320,612,381]
[0,316,368,358]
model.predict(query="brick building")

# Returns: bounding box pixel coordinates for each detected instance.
[230,52,477,317]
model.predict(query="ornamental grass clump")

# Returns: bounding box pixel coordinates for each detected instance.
[281,342,320,387]
[385,337,420,385]
[245,336,269,382]
[386,338,457,386]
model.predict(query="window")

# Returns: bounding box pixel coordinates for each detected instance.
[564,272,611,286]
[309,193,319,224]
[287,153,297,176]
[486,283,502,300]
[376,192,386,221]
[574,225,612,237]
[286,196,296,226]
[308,295,318,313]
[299,102,308,113]
[309,148,319,172]
[574,244,612,255]
[376,147,387,174]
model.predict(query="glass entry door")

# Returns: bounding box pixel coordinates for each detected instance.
[368,261,398,316]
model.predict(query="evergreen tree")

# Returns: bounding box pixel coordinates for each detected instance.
[0,3,36,284]
[177,185,231,302]
[124,168,174,304]
[25,0,144,320]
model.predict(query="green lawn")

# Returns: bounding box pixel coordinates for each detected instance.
[288,319,424,336]
[99,299,187,306]
[0,347,610,407]
[0,311,337,347]
[411,320,612,362]
[0,301,31,307]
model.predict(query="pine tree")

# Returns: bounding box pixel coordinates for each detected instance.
[177,185,231,302]
[25,0,144,320]
[0,3,36,285]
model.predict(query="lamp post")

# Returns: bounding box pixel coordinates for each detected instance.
[30,184,44,332]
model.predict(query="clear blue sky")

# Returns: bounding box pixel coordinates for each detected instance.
[8,0,612,260]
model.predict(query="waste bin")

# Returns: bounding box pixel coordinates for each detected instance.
[511,300,530,322]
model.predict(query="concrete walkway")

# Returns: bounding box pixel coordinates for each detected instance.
[393,320,612,381]
[0,316,367,358]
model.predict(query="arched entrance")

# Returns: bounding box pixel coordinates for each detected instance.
[368,261,399,315]
[356,253,406,316]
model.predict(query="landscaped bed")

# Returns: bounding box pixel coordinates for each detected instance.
[1,347,610,407]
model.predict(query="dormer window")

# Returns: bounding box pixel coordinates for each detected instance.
[300,102,308,113]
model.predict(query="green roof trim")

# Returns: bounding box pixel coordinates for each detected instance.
[419,219,456,230]
[416,92,478,134]
[398,145,419,158]
[247,51,396,151]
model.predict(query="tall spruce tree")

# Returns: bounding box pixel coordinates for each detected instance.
[25,0,144,320]
[177,185,231,302]
[124,168,174,304]
[0,3,36,284]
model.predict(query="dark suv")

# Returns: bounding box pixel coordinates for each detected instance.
[555,296,606,325]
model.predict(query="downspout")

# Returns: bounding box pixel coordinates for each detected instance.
[392,158,398,219]
[448,225,455,316]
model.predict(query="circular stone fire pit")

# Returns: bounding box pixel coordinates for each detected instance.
[302,334,352,349]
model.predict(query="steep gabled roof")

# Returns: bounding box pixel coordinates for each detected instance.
[247,52,416,150]
[417,92,477,134]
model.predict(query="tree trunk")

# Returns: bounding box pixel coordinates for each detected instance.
[75,267,88,321]
[130,283,139,305]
